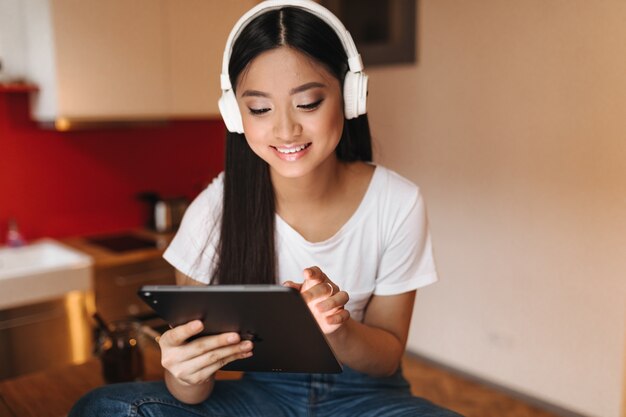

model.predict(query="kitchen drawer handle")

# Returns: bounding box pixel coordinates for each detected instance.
[114,268,174,286]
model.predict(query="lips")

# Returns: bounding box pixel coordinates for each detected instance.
[271,142,312,161]
[272,143,312,154]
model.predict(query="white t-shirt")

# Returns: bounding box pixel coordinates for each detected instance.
[163,165,438,322]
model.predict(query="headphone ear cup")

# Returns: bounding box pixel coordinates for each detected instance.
[218,89,244,134]
[343,71,368,119]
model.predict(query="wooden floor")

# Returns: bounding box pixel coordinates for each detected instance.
[403,355,563,417]
[0,350,567,417]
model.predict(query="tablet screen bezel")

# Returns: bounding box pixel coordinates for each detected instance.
[137,285,342,373]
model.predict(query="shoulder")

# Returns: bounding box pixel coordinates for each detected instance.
[367,165,427,240]
[190,172,224,210]
[163,173,224,280]
[371,165,422,205]
[180,172,224,230]
[201,171,225,200]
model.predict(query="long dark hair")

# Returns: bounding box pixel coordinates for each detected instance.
[211,7,373,285]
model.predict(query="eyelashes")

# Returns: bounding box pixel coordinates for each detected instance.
[248,99,325,115]
[297,99,324,111]
[249,107,270,115]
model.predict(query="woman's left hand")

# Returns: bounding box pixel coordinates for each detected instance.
[283,266,350,334]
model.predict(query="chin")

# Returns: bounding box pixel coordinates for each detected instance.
[269,164,314,180]
[260,148,339,180]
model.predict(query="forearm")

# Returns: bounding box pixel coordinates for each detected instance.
[164,369,214,404]
[326,318,405,377]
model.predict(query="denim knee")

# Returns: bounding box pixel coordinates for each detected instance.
[69,384,131,417]
[68,381,170,417]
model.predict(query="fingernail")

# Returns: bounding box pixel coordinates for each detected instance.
[240,341,252,350]
[228,334,239,343]
[192,320,203,331]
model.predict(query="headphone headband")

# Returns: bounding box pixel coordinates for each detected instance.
[220,0,363,91]
[219,0,368,133]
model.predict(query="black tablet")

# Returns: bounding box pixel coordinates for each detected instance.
[137,285,342,373]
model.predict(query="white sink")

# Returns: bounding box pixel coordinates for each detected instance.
[0,239,93,309]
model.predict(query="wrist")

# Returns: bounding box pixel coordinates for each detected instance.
[165,371,214,404]
[326,316,352,344]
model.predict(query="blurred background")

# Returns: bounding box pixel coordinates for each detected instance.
[0,1,624,417]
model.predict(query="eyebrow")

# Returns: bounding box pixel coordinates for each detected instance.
[240,82,326,98]
[290,82,326,95]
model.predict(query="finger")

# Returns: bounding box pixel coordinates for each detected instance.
[301,267,329,295]
[161,332,241,369]
[302,280,334,304]
[316,290,349,313]
[188,348,254,384]
[160,320,204,347]
[325,282,335,296]
[326,309,350,325]
[303,266,325,283]
[190,340,253,371]
[183,332,242,361]
[169,341,254,384]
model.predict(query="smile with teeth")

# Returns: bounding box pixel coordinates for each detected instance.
[273,143,312,154]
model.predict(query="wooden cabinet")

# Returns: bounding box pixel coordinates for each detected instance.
[94,257,175,323]
[23,0,170,122]
[21,0,257,123]
[165,0,257,117]
[52,0,170,120]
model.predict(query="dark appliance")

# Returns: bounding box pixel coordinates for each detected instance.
[85,233,158,253]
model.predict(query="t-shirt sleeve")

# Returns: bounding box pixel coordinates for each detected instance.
[374,187,438,295]
[162,174,223,284]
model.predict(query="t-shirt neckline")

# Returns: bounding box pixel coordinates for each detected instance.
[275,164,381,246]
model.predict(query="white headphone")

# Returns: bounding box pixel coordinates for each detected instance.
[218,0,368,134]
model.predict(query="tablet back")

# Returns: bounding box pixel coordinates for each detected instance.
[138,285,342,373]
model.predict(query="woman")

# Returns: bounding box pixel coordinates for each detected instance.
[70,1,462,415]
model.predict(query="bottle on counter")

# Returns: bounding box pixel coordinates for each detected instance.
[6,218,26,247]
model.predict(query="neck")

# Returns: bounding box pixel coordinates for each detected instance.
[271,157,345,212]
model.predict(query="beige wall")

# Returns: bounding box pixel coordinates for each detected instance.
[366,1,626,417]
[623,327,626,417]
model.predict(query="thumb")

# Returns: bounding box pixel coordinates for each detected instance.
[283,280,302,291]
[161,319,203,347]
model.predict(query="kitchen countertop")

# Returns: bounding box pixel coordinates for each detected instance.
[59,229,175,268]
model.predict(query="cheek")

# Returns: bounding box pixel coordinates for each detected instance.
[241,119,268,148]
[312,103,344,143]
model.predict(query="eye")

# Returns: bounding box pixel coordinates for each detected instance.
[297,99,324,111]
[248,107,271,115]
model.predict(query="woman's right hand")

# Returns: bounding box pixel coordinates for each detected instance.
[159,320,253,386]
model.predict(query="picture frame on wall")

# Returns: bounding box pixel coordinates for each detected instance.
[320,0,417,66]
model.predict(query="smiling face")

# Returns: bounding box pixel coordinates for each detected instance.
[235,46,345,181]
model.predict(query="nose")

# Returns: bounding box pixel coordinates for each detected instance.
[273,109,302,141]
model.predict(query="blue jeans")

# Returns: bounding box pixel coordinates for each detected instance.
[69,366,463,416]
